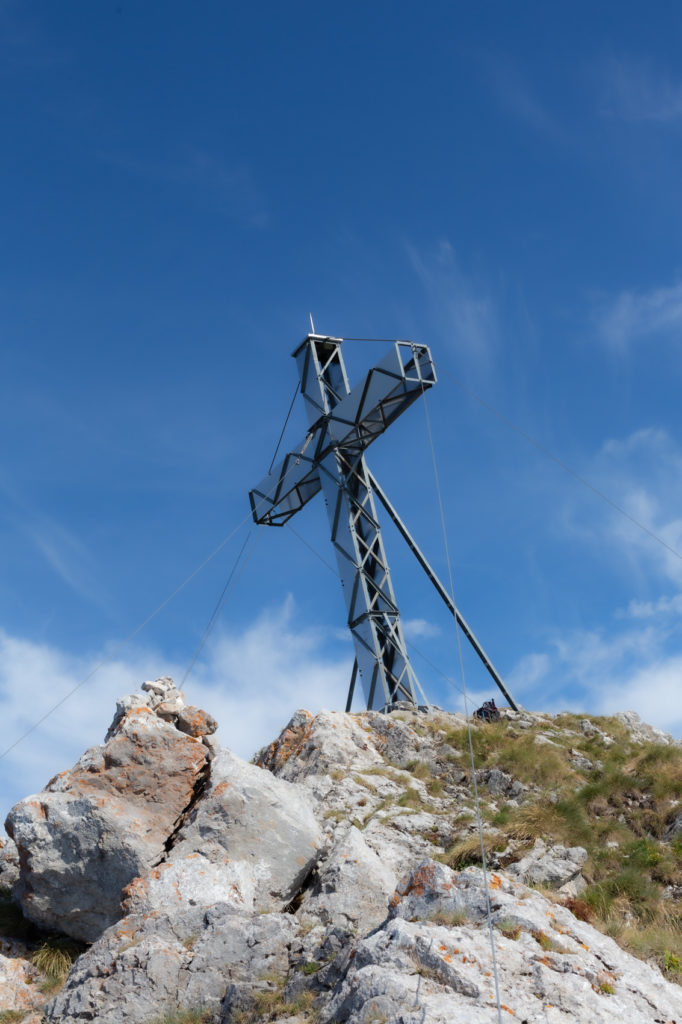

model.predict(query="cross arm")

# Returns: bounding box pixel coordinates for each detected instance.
[318,342,436,451]
[249,440,322,526]
[249,342,436,527]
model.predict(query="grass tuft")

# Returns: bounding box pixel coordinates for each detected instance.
[32,935,84,992]
[147,1010,213,1024]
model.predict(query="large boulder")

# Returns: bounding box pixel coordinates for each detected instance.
[123,747,324,918]
[44,904,300,1024]
[6,691,209,942]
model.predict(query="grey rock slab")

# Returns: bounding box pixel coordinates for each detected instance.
[45,904,300,1024]
[299,825,396,934]
[476,768,514,796]
[0,836,19,890]
[362,814,443,878]
[257,710,384,781]
[6,707,208,941]
[505,837,588,890]
[324,864,682,1024]
[362,712,424,767]
[124,747,324,917]
[615,710,680,746]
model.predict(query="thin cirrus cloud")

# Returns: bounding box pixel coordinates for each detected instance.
[507,620,682,739]
[99,146,268,229]
[594,278,682,352]
[405,240,499,373]
[482,55,567,145]
[0,471,110,612]
[558,427,682,587]
[599,55,682,123]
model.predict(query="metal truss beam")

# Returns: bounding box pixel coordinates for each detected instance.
[367,470,519,711]
[250,337,436,528]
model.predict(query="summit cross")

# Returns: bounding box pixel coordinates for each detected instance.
[249,335,436,711]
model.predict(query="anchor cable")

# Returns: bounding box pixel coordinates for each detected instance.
[0,514,255,761]
[0,431,318,762]
[180,529,260,687]
[421,383,504,1024]
[268,381,300,474]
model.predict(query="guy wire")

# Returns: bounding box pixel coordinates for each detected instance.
[181,529,259,687]
[0,431,318,762]
[421,382,504,1024]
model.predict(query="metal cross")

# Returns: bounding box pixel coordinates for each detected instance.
[249,335,436,711]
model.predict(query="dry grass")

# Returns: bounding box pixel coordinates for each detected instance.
[147,1010,213,1024]
[429,907,469,927]
[441,833,502,869]
[32,936,84,992]
[496,919,522,940]
[397,787,424,809]
[232,981,317,1024]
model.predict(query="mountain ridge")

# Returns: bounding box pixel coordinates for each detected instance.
[1,678,681,1023]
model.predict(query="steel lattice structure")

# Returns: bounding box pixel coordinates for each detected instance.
[250,335,434,710]
[249,333,519,714]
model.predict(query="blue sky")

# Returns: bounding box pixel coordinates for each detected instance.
[2,1,682,818]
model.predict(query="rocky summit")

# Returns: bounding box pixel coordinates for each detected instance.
[1,680,682,1023]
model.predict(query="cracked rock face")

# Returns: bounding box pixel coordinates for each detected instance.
[123,746,324,918]
[5,683,209,942]
[324,861,682,1024]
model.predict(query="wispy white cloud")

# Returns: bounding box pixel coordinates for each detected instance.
[0,471,109,610]
[552,427,682,591]
[599,55,682,123]
[403,617,440,640]
[484,56,566,144]
[595,278,682,352]
[593,429,682,586]
[406,240,498,372]
[622,593,682,619]
[0,597,350,825]
[508,620,682,739]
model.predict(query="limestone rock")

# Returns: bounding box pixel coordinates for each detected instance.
[0,836,19,890]
[0,937,43,1016]
[176,704,218,737]
[6,705,208,942]
[505,837,588,892]
[45,905,300,1024]
[324,861,682,1024]
[615,710,680,746]
[3,699,682,1024]
[256,709,384,780]
[123,747,324,918]
[299,825,396,934]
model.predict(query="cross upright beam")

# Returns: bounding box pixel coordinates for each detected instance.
[249,335,436,710]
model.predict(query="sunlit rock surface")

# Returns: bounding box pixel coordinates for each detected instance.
[1,695,681,1022]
